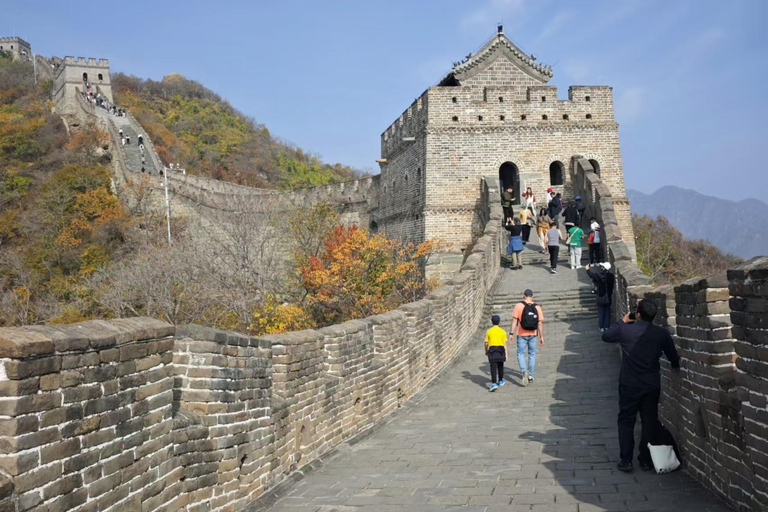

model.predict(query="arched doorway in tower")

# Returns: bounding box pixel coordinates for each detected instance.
[82,72,88,82]
[498,162,520,205]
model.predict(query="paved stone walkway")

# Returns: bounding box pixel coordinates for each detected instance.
[260,245,731,512]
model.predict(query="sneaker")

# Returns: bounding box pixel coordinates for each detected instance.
[521,370,529,387]
[576,265,583,269]
[551,269,558,274]
[528,376,534,383]
[498,379,506,387]
[617,460,634,472]
[489,383,499,392]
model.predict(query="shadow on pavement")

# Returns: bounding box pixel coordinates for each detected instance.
[517,315,732,512]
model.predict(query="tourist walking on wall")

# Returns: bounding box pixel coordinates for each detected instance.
[505,218,524,270]
[138,134,143,146]
[589,218,602,264]
[563,202,580,237]
[602,300,680,472]
[587,262,614,331]
[510,289,544,386]
[501,187,515,222]
[537,208,552,254]
[547,222,563,274]
[548,193,563,225]
[575,195,586,226]
[545,188,553,208]
[485,315,508,392]
[519,207,534,244]
[566,223,585,269]
[523,187,536,217]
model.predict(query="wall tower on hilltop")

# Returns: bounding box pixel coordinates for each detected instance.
[0,36,32,62]
[376,27,635,260]
[52,55,113,108]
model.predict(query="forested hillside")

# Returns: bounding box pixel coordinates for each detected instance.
[0,50,128,325]
[112,73,360,188]
[632,214,740,285]
[0,53,433,331]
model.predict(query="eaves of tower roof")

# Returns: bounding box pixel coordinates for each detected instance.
[439,31,553,86]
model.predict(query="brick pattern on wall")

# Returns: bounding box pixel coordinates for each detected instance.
[593,154,768,512]
[0,187,504,512]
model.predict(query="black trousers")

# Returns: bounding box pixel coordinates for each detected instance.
[618,386,660,464]
[503,206,514,222]
[549,246,559,269]
[489,361,504,383]
[521,224,531,242]
[589,243,602,264]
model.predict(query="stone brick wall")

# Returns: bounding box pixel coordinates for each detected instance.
[165,172,380,231]
[420,83,626,252]
[606,225,768,511]
[573,160,768,509]
[0,195,503,512]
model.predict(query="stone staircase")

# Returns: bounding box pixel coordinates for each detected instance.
[487,237,598,328]
[110,115,159,175]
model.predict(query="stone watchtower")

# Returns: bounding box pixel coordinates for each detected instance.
[0,36,32,62]
[52,56,113,112]
[376,27,635,260]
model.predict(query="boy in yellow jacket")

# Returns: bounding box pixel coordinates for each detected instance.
[485,314,509,392]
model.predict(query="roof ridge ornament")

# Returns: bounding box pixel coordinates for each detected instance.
[448,30,553,81]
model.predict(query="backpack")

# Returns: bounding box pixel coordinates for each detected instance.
[519,302,539,331]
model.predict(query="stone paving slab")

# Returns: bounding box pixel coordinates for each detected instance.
[255,249,732,512]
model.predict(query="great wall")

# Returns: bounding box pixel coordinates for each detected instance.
[0,30,766,512]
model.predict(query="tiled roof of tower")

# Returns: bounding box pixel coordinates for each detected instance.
[439,29,553,85]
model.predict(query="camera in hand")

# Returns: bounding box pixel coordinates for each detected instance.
[628,311,636,321]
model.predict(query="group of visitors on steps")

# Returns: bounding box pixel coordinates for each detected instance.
[490,187,682,474]
[503,185,602,274]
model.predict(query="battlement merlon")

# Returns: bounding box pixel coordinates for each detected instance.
[61,56,110,66]
[0,36,31,46]
[380,91,429,159]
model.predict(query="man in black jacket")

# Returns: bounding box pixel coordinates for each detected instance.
[586,262,614,332]
[501,188,514,222]
[575,195,586,226]
[602,299,680,472]
[548,193,563,221]
[562,202,580,239]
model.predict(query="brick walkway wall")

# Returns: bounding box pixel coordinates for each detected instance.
[573,157,768,511]
[0,180,503,512]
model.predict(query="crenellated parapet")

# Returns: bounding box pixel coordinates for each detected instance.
[61,56,109,66]
[577,147,768,510]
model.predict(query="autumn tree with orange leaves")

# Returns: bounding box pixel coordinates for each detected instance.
[298,225,438,326]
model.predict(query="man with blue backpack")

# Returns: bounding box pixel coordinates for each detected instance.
[509,289,545,386]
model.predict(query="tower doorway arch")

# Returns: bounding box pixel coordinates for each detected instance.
[82,72,88,82]
[498,162,520,204]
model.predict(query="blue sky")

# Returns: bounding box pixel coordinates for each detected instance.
[4,0,765,201]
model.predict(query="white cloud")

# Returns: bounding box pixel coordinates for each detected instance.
[461,0,527,32]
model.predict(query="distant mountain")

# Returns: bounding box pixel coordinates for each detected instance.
[627,186,768,260]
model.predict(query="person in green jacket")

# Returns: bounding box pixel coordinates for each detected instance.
[567,224,585,269]
[501,187,514,222]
